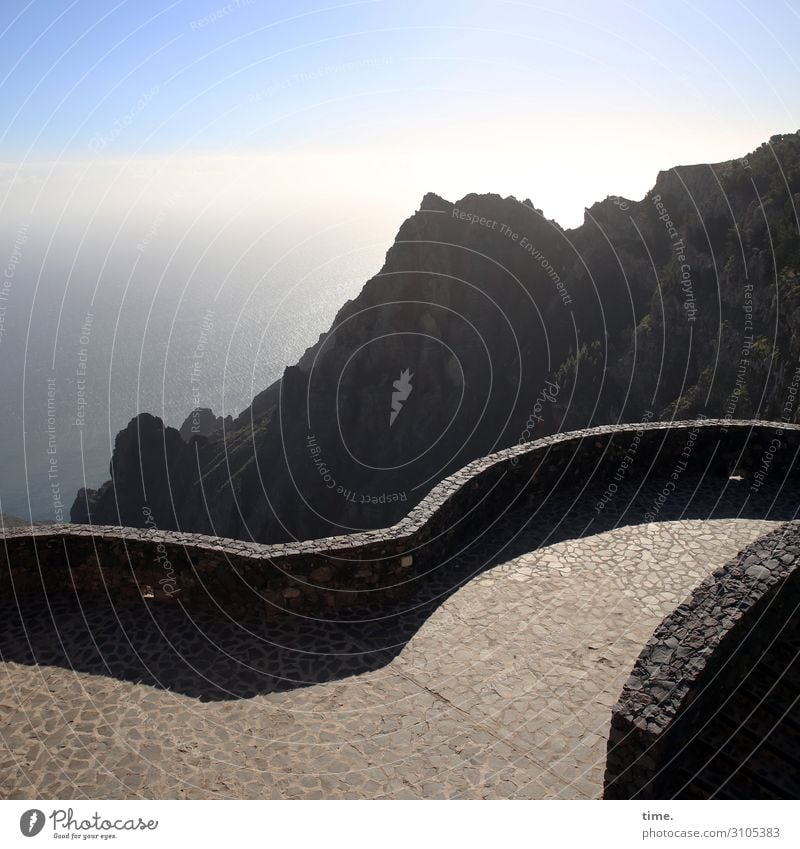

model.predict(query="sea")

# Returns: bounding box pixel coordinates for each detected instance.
[0,218,388,522]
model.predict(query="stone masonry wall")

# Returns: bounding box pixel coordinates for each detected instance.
[604,521,800,798]
[2,419,799,620]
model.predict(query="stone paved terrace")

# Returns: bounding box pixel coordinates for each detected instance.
[1,478,797,799]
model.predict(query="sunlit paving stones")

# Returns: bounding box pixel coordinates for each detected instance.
[0,479,787,799]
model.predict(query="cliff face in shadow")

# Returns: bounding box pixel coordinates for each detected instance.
[72,132,800,543]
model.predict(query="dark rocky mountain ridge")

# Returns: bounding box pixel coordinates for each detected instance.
[72,132,800,543]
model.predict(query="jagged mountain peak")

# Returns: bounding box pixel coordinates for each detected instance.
[72,131,800,543]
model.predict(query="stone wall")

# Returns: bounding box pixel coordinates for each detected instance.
[604,521,800,798]
[3,419,800,619]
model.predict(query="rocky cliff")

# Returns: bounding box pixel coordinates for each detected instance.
[71,132,800,542]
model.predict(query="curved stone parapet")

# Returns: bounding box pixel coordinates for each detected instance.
[2,419,800,618]
[604,521,800,799]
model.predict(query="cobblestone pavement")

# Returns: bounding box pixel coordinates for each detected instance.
[0,481,794,799]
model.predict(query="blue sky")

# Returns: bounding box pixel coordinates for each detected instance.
[1,0,799,226]
[1,0,799,520]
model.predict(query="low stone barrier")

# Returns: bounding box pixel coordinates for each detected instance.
[604,521,800,798]
[2,419,799,619]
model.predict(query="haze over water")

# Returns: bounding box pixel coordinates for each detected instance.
[1,0,798,520]
[0,195,390,519]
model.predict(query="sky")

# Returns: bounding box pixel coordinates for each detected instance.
[1,0,800,520]
[1,0,799,232]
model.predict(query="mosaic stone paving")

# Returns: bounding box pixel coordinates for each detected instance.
[0,481,796,799]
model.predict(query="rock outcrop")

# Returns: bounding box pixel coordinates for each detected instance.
[178,408,232,442]
[71,132,800,542]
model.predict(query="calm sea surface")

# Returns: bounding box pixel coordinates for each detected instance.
[0,226,385,521]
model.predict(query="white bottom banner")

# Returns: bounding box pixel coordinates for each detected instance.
[1,800,796,848]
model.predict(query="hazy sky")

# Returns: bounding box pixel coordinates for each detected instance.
[1,0,799,520]
[2,0,799,232]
